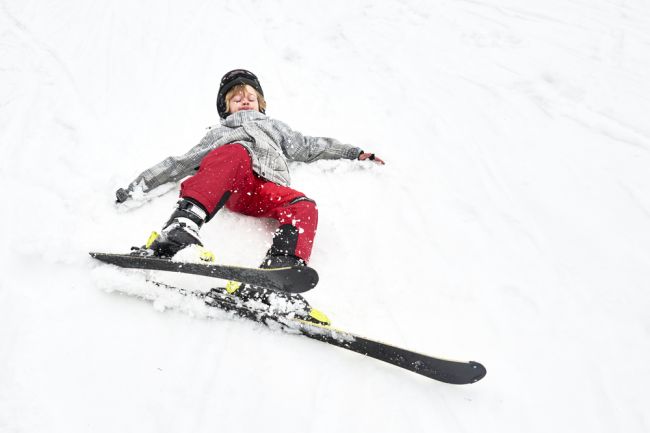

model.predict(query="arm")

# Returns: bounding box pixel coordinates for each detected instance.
[115,129,221,202]
[275,120,362,163]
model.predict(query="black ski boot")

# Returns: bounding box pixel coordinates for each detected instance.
[143,198,213,260]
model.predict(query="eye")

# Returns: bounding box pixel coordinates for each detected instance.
[248,94,257,101]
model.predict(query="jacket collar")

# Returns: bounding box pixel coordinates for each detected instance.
[221,110,267,127]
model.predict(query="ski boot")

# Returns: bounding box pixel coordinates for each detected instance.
[134,198,214,261]
[226,253,330,326]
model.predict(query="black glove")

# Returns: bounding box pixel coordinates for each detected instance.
[115,188,130,203]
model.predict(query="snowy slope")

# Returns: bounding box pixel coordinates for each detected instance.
[2,0,650,431]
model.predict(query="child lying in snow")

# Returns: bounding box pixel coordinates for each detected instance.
[115,69,384,323]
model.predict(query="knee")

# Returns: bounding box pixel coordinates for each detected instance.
[290,196,317,213]
[290,197,318,225]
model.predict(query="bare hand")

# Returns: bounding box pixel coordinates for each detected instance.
[358,152,385,165]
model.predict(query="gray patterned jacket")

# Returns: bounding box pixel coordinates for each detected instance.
[124,110,362,195]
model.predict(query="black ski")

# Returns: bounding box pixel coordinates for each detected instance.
[153,281,487,385]
[89,252,318,293]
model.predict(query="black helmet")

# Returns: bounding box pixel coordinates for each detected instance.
[216,69,265,119]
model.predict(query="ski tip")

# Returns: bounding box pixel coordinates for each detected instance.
[467,361,487,383]
[278,265,319,293]
[302,266,319,289]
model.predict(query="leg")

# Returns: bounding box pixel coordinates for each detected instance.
[180,144,256,218]
[263,198,318,264]
[147,144,254,258]
[227,182,319,263]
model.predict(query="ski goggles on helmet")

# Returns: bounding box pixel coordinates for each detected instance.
[219,69,261,89]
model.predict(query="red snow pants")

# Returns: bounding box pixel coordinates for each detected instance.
[180,144,318,262]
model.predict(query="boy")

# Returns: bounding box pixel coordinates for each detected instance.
[116,69,384,322]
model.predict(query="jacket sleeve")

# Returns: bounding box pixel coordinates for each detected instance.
[275,120,362,163]
[124,129,221,195]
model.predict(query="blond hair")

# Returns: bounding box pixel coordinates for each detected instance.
[225,84,266,114]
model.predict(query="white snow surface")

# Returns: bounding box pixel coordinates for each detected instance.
[2,0,650,431]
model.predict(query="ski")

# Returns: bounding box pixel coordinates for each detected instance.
[89,252,318,293]
[151,280,487,385]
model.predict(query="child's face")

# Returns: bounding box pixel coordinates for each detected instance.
[228,85,260,114]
